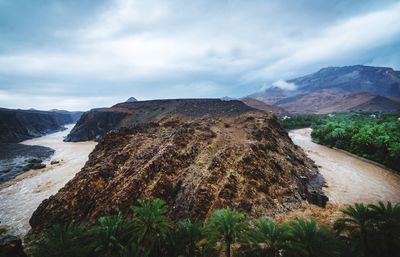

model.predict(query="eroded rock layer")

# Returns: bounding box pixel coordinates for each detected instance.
[65,99,256,141]
[30,112,325,232]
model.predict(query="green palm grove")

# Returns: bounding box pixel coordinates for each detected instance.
[32,199,400,257]
[280,112,400,171]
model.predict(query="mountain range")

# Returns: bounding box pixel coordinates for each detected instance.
[248,65,400,114]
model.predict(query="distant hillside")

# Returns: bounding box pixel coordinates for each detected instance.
[65,99,259,142]
[249,65,400,113]
[0,108,82,143]
[241,97,289,115]
[349,95,400,112]
[49,109,84,122]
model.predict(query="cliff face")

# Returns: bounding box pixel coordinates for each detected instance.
[30,112,326,232]
[65,99,256,142]
[0,108,79,143]
[64,109,128,142]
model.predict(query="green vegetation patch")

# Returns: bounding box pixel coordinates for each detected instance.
[31,199,400,257]
[310,112,400,171]
[280,112,400,171]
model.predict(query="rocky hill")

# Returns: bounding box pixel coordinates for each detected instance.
[241,97,289,115]
[65,99,257,142]
[0,108,82,143]
[249,65,400,113]
[275,91,400,114]
[125,97,138,102]
[349,95,400,112]
[30,111,326,233]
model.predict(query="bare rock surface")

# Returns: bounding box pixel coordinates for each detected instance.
[30,112,325,235]
[0,234,27,257]
[65,99,257,142]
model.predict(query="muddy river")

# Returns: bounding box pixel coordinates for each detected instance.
[289,128,400,205]
[0,125,96,236]
[1,126,399,237]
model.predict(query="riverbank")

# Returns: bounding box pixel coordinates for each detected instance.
[0,125,96,236]
[0,143,55,183]
[289,128,400,205]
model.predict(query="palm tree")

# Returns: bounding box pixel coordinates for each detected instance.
[89,214,134,257]
[243,218,290,257]
[288,218,341,257]
[207,208,248,257]
[368,201,400,256]
[173,219,205,257]
[33,223,90,257]
[119,241,149,257]
[130,199,173,257]
[334,203,373,257]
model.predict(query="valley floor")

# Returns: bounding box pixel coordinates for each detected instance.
[0,125,96,236]
[289,128,400,205]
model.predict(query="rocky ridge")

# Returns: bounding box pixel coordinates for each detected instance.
[0,108,82,143]
[65,99,256,142]
[30,111,327,234]
[241,97,289,115]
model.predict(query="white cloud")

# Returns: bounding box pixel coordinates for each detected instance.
[0,1,400,110]
[0,90,124,111]
[271,80,297,91]
[247,2,400,80]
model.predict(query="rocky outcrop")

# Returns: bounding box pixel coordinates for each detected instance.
[64,108,128,142]
[30,111,326,233]
[125,97,138,102]
[0,144,54,183]
[241,97,289,116]
[0,108,80,143]
[65,99,256,142]
[0,234,27,257]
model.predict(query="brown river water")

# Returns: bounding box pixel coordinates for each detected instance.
[0,125,96,236]
[289,128,400,205]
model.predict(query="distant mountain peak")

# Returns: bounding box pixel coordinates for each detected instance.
[220,96,235,101]
[126,97,138,102]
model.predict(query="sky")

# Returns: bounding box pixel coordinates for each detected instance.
[1,0,400,111]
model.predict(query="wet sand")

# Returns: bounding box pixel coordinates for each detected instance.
[289,128,400,205]
[0,125,96,236]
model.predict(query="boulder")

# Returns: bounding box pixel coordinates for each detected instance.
[0,235,27,257]
[27,159,42,164]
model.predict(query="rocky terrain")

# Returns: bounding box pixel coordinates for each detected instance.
[241,97,289,116]
[0,144,54,183]
[276,91,400,114]
[0,108,82,143]
[65,99,256,142]
[249,65,400,113]
[0,108,83,184]
[29,110,326,234]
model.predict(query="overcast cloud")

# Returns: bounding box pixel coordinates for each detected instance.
[0,0,399,110]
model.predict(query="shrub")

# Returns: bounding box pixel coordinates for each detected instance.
[32,223,90,257]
